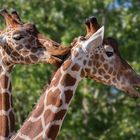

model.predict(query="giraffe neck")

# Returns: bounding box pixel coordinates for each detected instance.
[13,57,83,140]
[0,49,15,140]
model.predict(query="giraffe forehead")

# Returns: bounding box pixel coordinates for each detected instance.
[5,25,33,36]
[71,43,106,65]
[12,29,26,35]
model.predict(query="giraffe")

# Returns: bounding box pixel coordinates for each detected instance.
[12,18,140,140]
[0,9,70,140]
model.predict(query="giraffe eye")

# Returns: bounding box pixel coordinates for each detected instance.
[106,51,113,57]
[12,34,24,40]
[104,45,114,57]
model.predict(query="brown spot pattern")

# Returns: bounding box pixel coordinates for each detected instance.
[98,68,105,75]
[83,60,87,65]
[64,90,73,104]
[54,109,66,120]
[113,71,116,75]
[9,82,12,91]
[0,115,9,136]
[96,61,100,68]
[44,109,54,125]
[0,75,9,88]
[95,54,99,59]
[100,55,105,61]
[117,74,121,81]
[30,55,38,62]
[92,60,96,66]
[51,69,62,87]
[73,50,79,57]
[104,75,110,79]
[12,51,19,57]
[62,60,72,71]
[88,61,92,66]
[46,125,60,140]
[9,111,15,132]
[108,67,113,74]
[71,63,80,71]
[112,78,117,83]
[33,94,45,118]
[24,57,31,63]
[92,68,97,74]
[46,88,62,107]
[61,74,76,87]
[81,69,85,77]
[0,93,10,111]
[21,119,43,139]
[85,68,91,74]
[104,64,108,70]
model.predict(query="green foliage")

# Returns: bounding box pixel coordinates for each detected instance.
[0,0,140,139]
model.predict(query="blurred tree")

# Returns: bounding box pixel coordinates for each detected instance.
[0,0,140,140]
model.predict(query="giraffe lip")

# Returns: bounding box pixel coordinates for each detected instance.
[127,85,140,98]
[127,74,140,98]
[37,47,67,61]
[133,85,140,92]
[51,54,67,61]
[134,84,140,88]
[134,87,140,98]
[132,77,140,96]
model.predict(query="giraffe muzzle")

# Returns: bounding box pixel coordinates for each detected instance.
[126,74,140,98]
[133,75,140,88]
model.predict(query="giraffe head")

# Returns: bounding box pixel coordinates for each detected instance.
[0,9,69,65]
[70,18,140,98]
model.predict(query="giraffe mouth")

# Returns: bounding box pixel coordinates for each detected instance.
[134,84,140,95]
[45,47,70,65]
[134,87,140,92]
[119,86,140,98]
[51,54,68,61]
[48,54,68,66]
[125,75,140,98]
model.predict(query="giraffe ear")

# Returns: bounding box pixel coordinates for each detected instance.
[82,26,104,52]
